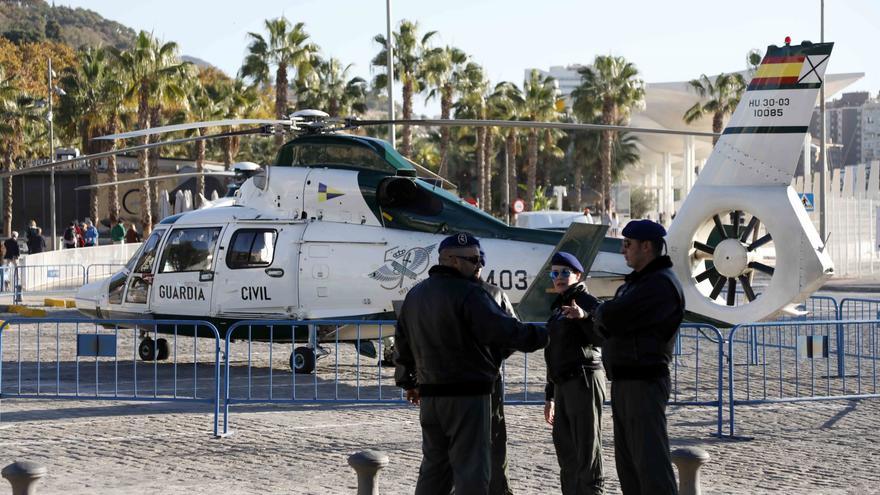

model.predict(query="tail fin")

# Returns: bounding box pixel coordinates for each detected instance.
[667,41,834,326]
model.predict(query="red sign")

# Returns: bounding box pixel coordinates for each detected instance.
[464,197,478,207]
[512,199,525,213]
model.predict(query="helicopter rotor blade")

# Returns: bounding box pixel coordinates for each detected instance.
[0,126,268,179]
[347,118,719,138]
[74,171,236,191]
[94,119,295,140]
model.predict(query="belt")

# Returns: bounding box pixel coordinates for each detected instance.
[552,365,600,385]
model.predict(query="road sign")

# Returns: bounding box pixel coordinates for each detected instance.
[512,199,525,213]
[799,193,814,212]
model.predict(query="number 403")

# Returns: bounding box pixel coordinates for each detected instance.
[485,269,528,290]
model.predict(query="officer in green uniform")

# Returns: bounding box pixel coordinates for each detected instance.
[544,251,606,494]
[573,220,684,495]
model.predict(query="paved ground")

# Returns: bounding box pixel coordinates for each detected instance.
[0,290,879,493]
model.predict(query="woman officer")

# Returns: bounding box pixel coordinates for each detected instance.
[543,251,606,494]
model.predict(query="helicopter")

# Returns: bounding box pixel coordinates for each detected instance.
[3,40,835,373]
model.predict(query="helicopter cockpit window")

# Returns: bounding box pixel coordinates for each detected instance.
[132,229,165,273]
[158,227,221,273]
[226,229,277,269]
[285,143,393,173]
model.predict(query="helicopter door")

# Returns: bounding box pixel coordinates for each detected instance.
[211,224,303,317]
[119,228,166,316]
[150,226,222,317]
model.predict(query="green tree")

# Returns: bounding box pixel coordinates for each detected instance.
[630,186,655,219]
[453,63,490,209]
[521,69,559,211]
[295,57,367,117]
[240,18,319,145]
[574,55,645,211]
[186,80,224,206]
[209,78,263,168]
[372,19,437,157]
[683,72,746,145]
[423,45,468,175]
[488,81,524,214]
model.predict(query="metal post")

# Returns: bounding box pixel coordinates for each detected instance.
[385,0,396,148]
[819,0,827,243]
[503,140,510,225]
[671,447,710,495]
[48,58,57,251]
[348,450,389,495]
[2,461,47,495]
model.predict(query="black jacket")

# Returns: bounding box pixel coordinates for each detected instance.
[3,238,19,259]
[543,282,604,400]
[480,280,517,368]
[26,235,45,254]
[594,255,684,380]
[394,265,548,396]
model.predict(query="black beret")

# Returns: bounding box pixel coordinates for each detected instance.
[439,232,481,252]
[550,251,585,273]
[622,219,667,240]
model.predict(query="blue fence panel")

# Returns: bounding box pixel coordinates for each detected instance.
[726,319,880,437]
[85,263,126,284]
[0,318,222,436]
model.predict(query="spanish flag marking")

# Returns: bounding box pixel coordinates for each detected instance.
[750,55,805,88]
[317,182,345,202]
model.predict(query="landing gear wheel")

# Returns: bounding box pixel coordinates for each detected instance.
[156,338,170,361]
[138,337,156,361]
[290,346,316,374]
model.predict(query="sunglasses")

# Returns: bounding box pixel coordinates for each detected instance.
[549,269,573,280]
[453,255,484,266]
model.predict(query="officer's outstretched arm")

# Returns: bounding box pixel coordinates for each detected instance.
[594,276,681,336]
[464,287,548,352]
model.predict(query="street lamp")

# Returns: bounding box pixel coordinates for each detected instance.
[46,58,66,251]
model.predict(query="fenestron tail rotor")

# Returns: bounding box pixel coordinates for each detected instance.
[689,209,775,307]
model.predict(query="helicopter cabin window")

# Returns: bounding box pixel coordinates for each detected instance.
[226,229,277,269]
[108,271,127,305]
[159,227,221,273]
[284,143,394,173]
[132,229,165,273]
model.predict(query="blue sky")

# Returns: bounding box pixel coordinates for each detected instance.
[61,0,879,115]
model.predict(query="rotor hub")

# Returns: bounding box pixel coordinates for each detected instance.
[713,238,749,278]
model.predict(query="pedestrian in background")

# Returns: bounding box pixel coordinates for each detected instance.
[544,251,606,494]
[62,222,78,249]
[3,231,21,291]
[26,227,45,254]
[569,219,684,494]
[394,232,549,494]
[84,221,99,247]
[125,224,141,243]
[111,220,126,244]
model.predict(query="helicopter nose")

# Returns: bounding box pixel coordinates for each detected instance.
[75,280,105,318]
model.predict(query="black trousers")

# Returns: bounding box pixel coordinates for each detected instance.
[610,376,677,495]
[490,376,513,495]
[552,369,606,494]
[416,394,492,495]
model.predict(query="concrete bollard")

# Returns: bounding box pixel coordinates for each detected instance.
[2,461,47,495]
[671,447,710,495]
[348,450,389,495]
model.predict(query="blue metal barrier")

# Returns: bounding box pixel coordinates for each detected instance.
[221,319,725,437]
[85,263,126,284]
[726,319,880,437]
[0,318,222,437]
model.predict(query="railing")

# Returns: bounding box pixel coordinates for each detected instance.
[85,263,127,284]
[0,318,222,436]
[726,319,880,437]
[0,263,126,300]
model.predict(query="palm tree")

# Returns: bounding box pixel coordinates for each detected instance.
[295,57,367,117]
[113,31,192,235]
[454,63,490,209]
[488,81,524,213]
[210,78,263,169]
[424,46,469,175]
[57,47,129,226]
[187,81,223,207]
[240,18,320,145]
[372,19,437,157]
[683,72,746,145]
[0,69,39,236]
[521,69,559,210]
[574,55,645,211]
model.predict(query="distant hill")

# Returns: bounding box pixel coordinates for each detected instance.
[0,0,135,49]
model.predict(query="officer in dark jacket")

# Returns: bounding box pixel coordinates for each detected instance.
[395,233,549,495]
[543,251,606,494]
[580,220,685,495]
[477,249,518,495]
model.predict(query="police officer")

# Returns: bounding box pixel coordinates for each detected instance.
[476,249,517,495]
[544,251,605,494]
[567,219,684,494]
[395,233,548,495]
